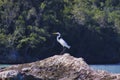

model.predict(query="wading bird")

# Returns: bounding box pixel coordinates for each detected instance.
[53,32,70,54]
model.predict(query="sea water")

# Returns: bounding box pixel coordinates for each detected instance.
[0,64,11,68]
[90,65,120,73]
[0,64,120,73]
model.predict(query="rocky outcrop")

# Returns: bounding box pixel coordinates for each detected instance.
[0,53,120,80]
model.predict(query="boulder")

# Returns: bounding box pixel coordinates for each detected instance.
[0,53,120,80]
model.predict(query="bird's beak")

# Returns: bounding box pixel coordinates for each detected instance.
[52,32,57,34]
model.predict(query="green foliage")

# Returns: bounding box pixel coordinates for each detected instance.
[0,33,7,45]
[0,0,120,61]
[72,0,120,31]
[0,0,7,6]
[0,0,48,54]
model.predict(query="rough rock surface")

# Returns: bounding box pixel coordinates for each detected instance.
[0,53,120,80]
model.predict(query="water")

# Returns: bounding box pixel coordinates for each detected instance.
[0,64,11,69]
[0,64,120,73]
[90,65,120,73]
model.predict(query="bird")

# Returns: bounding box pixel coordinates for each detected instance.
[52,32,70,54]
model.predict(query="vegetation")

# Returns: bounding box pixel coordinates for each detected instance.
[0,0,120,63]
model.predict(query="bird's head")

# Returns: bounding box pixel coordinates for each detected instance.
[52,32,60,35]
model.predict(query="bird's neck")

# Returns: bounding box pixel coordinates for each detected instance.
[57,33,61,41]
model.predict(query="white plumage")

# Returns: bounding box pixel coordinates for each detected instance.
[58,38,70,49]
[53,32,70,49]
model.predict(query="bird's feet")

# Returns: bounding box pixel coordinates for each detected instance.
[60,47,66,55]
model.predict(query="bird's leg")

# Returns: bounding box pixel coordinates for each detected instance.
[60,47,66,55]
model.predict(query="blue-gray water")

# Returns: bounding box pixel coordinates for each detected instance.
[0,64,120,73]
[90,65,120,73]
[0,64,11,68]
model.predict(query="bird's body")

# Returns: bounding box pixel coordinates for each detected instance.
[57,35,70,49]
[53,32,70,54]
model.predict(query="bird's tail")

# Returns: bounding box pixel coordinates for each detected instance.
[67,45,71,49]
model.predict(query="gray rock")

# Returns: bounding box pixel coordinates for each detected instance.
[0,53,120,80]
[0,70,18,78]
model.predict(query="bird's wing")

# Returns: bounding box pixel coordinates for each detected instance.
[59,38,70,48]
[59,38,67,45]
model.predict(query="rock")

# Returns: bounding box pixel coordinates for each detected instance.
[0,70,18,78]
[0,53,120,80]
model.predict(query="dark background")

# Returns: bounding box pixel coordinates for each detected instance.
[0,0,120,64]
